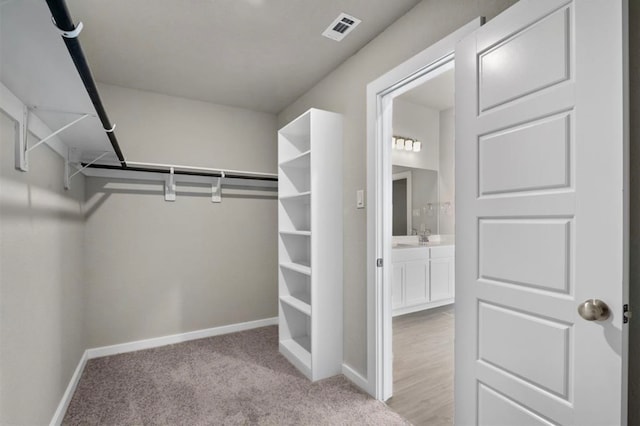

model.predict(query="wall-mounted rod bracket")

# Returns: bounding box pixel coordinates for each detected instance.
[165,167,176,202]
[15,105,29,171]
[212,172,225,203]
[64,150,109,190]
[16,111,90,172]
[52,17,83,38]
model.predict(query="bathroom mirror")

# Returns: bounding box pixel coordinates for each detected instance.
[392,166,438,236]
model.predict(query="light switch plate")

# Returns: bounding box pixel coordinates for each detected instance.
[356,189,365,209]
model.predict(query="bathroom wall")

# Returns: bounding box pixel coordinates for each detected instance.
[83,84,279,348]
[438,107,455,235]
[278,0,518,376]
[0,111,86,425]
[392,98,440,171]
[392,165,439,235]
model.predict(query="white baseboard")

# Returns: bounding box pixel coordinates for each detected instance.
[392,298,454,317]
[50,350,88,426]
[86,317,278,359]
[51,317,278,425]
[342,363,370,394]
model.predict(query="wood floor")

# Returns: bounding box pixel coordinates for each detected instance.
[387,304,454,426]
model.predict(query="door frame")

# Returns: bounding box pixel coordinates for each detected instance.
[365,18,482,400]
[392,171,413,235]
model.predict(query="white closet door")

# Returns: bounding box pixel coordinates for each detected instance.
[455,1,628,425]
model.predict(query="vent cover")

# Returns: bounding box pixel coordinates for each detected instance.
[322,13,361,41]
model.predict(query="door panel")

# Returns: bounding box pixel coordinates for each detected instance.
[455,1,628,425]
[392,264,404,310]
[478,6,570,112]
[430,258,453,301]
[404,260,428,306]
[478,301,570,398]
[479,218,571,293]
[479,112,571,196]
[478,384,556,426]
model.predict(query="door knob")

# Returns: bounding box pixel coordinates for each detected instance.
[578,299,610,321]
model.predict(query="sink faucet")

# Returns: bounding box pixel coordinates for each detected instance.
[419,228,431,245]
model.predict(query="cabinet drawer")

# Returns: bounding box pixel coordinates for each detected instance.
[430,245,454,259]
[392,246,429,262]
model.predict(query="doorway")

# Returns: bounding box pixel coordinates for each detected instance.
[365,18,481,404]
[384,60,456,424]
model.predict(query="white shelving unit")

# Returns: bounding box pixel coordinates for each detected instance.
[278,108,343,381]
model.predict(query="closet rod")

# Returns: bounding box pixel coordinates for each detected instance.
[82,163,279,182]
[45,0,127,167]
[126,161,277,180]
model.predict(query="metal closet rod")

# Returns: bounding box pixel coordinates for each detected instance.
[45,0,275,183]
[45,0,126,166]
[82,163,279,182]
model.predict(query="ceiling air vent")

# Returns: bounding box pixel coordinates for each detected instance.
[322,13,361,42]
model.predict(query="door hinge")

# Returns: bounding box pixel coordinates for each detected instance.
[623,304,631,324]
[376,258,383,267]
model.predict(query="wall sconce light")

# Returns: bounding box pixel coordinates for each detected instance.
[392,136,421,153]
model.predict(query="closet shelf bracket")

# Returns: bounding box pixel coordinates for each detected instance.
[64,150,109,190]
[165,167,176,202]
[16,109,90,172]
[212,172,224,203]
[15,105,28,171]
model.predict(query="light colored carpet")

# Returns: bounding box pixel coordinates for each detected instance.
[63,326,408,425]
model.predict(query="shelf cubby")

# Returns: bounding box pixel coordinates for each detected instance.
[280,266,311,305]
[278,112,311,163]
[279,233,310,266]
[279,163,311,194]
[279,199,311,233]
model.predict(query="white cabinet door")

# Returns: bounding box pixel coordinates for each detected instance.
[455,1,628,425]
[430,257,453,302]
[391,263,404,310]
[404,260,429,307]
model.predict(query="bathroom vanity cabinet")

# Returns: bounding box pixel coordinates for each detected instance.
[392,245,454,316]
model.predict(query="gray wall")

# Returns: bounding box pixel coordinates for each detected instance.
[392,98,440,171]
[439,107,455,235]
[84,85,279,348]
[278,0,518,376]
[98,83,278,171]
[0,111,86,425]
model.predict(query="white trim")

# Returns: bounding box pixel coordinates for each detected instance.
[392,299,453,317]
[50,317,278,424]
[365,18,481,401]
[342,363,369,393]
[49,350,88,426]
[87,317,278,359]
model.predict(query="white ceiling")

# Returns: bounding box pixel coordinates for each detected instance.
[66,0,422,114]
[397,68,455,111]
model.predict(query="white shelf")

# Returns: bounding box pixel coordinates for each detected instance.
[279,230,311,237]
[280,337,311,371]
[280,295,311,316]
[280,262,311,276]
[279,191,311,202]
[279,150,311,168]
